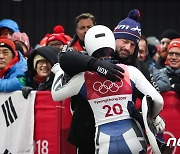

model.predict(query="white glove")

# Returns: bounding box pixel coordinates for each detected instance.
[51,63,64,74]
[152,115,165,133]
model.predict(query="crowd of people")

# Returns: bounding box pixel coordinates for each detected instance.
[0,8,179,154]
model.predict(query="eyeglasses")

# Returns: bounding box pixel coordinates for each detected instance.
[37,60,50,66]
[0,49,12,56]
[168,52,180,58]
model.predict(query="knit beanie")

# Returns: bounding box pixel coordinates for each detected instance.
[33,54,45,69]
[28,46,59,70]
[46,33,68,45]
[113,9,141,44]
[168,38,180,50]
[10,32,30,50]
[0,36,16,56]
[160,29,180,40]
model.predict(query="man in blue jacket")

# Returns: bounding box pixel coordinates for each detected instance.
[0,36,27,92]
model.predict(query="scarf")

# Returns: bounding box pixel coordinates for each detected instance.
[165,66,180,77]
[35,74,47,85]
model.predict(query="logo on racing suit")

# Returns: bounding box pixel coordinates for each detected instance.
[93,80,123,94]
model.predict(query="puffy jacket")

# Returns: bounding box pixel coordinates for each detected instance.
[0,51,27,92]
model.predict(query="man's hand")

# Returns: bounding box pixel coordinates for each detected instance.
[88,58,124,82]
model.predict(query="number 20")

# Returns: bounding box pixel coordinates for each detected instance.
[103,103,123,117]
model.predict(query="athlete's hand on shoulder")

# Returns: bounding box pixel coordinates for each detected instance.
[88,58,125,82]
[51,63,64,75]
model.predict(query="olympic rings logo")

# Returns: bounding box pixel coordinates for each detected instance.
[93,80,123,94]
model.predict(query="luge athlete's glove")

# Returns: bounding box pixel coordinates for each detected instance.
[59,51,124,82]
[88,57,124,82]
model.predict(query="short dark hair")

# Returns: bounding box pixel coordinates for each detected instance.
[75,13,96,28]
[92,47,114,58]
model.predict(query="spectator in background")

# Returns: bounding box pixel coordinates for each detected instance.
[138,35,171,92]
[68,13,96,52]
[0,36,27,92]
[46,25,70,51]
[23,46,59,91]
[10,32,32,58]
[0,19,20,38]
[160,38,180,93]
[22,46,59,99]
[156,29,180,69]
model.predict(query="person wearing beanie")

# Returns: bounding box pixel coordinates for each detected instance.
[113,11,171,152]
[0,19,20,38]
[0,36,27,92]
[160,38,180,93]
[46,33,68,51]
[156,29,180,69]
[46,25,72,52]
[113,9,141,65]
[112,9,160,99]
[22,46,59,99]
[10,32,31,57]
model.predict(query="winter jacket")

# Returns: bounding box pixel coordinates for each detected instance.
[26,46,59,90]
[144,56,171,92]
[160,66,180,93]
[0,51,27,92]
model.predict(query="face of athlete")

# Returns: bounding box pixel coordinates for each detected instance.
[76,18,94,41]
[115,39,136,59]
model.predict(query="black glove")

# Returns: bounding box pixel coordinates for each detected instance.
[88,58,124,82]
[22,86,33,99]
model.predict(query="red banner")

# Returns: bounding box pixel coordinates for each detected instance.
[160,91,180,154]
[34,91,76,154]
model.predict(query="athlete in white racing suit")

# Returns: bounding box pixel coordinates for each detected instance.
[51,25,164,154]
